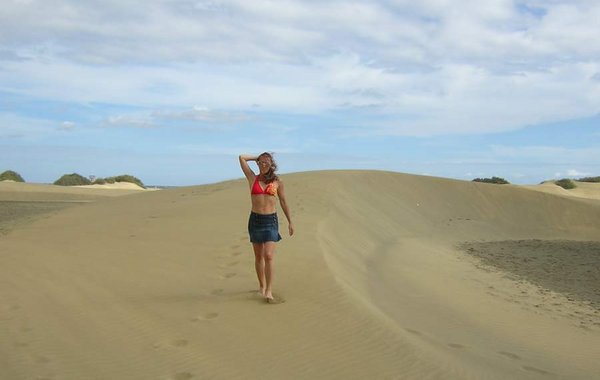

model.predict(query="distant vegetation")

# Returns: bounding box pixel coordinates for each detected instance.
[0,170,25,182]
[555,178,576,190]
[95,175,145,189]
[577,176,600,183]
[53,173,145,188]
[472,177,510,184]
[54,173,92,186]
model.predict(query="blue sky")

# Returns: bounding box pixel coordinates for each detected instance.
[1,0,599,186]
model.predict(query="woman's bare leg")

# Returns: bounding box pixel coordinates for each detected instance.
[263,242,276,300]
[252,243,266,295]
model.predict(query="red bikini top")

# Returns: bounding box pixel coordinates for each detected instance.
[251,176,277,196]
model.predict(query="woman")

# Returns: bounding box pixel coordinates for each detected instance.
[239,152,294,302]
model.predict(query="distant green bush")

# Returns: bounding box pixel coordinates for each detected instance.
[54,173,92,186]
[472,176,510,185]
[577,176,600,183]
[54,173,145,188]
[0,170,25,182]
[103,175,145,188]
[555,178,576,190]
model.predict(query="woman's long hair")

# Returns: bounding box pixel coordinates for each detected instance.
[258,152,279,184]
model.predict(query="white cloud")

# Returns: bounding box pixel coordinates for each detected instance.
[107,115,157,129]
[153,106,253,123]
[490,145,600,164]
[101,106,254,131]
[566,169,591,177]
[175,143,298,156]
[59,121,76,131]
[2,0,600,136]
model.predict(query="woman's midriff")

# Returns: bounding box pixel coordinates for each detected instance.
[251,194,277,214]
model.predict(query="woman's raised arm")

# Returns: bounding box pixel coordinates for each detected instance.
[239,154,257,182]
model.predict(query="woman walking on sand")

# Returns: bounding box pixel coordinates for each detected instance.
[239,152,294,302]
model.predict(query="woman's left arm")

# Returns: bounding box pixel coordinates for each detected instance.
[277,181,294,236]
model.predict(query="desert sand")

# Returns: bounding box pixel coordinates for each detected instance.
[75,183,148,190]
[1,171,599,380]
[0,181,148,236]
[524,180,600,201]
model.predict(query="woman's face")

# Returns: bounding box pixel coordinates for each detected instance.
[257,156,272,174]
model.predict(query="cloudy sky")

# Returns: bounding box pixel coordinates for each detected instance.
[1,0,599,185]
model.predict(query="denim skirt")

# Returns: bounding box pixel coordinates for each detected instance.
[248,212,282,243]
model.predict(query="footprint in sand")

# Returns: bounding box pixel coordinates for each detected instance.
[210,288,224,296]
[231,244,241,249]
[447,343,466,349]
[265,295,286,305]
[172,372,194,380]
[221,273,236,279]
[231,251,243,257]
[404,328,423,336]
[218,261,239,269]
[170,339,189,347]
[191,312,219,322]
[35,355,51,364]
[522,366,554,376]
[498,351,521,360]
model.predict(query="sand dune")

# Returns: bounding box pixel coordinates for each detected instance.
[0,181,149,200]
[0,181,145,236]
[524,180,600,201]
[75,182,150,191]
[1,171,599,379]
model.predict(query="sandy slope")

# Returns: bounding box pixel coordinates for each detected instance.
[0,181,148,200]
[0,171,599,379]
[0,182,146,235]
[75,182,150,191]
[523,181,600,201]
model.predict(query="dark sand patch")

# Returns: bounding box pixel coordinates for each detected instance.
[0,201,82,235]
[458,240,600,311]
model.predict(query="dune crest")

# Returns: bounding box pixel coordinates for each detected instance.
[315,171,600,379]
[75,182,148,190]
[524,181,600,201]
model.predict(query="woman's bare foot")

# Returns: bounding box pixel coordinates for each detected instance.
[264,290,273,301]
[265,293,285,304]
[258,287,266,297]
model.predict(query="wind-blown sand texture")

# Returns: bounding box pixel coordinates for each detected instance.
[1,171,599,379]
